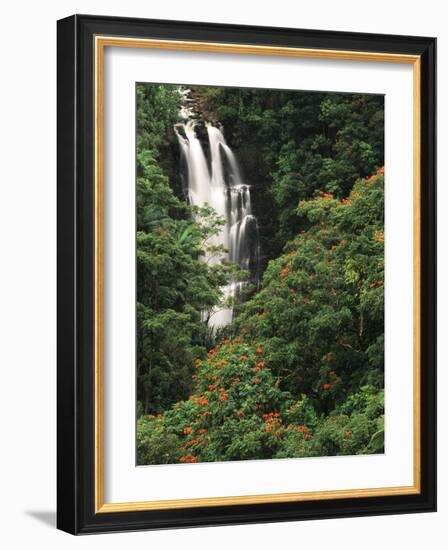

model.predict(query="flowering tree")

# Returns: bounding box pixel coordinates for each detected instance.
[138,170,385,464]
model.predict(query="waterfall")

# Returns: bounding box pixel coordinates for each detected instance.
[174,94,260,329]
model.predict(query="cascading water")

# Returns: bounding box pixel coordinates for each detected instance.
[175,90,260,329]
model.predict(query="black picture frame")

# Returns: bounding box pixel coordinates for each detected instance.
[57,14,436,534]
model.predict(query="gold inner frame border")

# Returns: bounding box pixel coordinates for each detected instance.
[94,35,421,513]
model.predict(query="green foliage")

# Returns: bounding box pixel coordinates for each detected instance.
[137,342,287,464]
[137,343,384,464]
[136,84,234,413]
[194,86,383,247]
[137,167,385,464]
[237,171,385,412]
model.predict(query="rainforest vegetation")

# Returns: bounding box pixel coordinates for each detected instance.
[136,83,385,464]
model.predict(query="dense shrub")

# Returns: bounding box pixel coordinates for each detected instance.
[237,171,385,409]
[137,338,384,464]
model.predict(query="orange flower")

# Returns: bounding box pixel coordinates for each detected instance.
[195,397,209,406]
[208,384,216,391]
[274,430,282,437]
[345,430,353,436]
[304,434,313,441]
[322,383,331,391]
[147,415,155,420]
[236,409,245,417]
[253,366,261,372]
[377,280,384,286]
[239,355,249,361]
[194,359,202,368]
[199,428,207,434]
[252,378,261,384]
[179,454,197,463]
[183,427,194,435]
[223,339,231,344]
[219,393,228,402]
[218,387,225,393]
[256,347,263,354]
[297,425,308,433]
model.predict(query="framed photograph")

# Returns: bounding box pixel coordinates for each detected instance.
[57,14,436,534]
